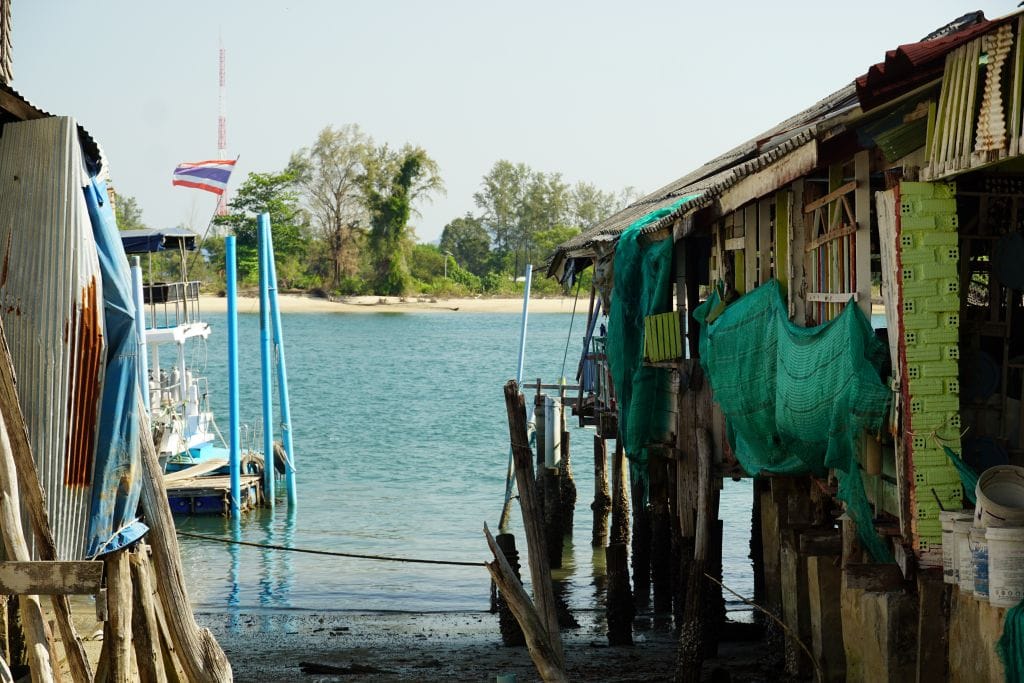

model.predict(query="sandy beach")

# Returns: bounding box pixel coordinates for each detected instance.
[197,294,581,316]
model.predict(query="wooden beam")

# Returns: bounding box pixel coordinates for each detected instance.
[744,203,757,291]
[854,150,872,319]
[842,563,905,592]
[0,90,44,122]
[758,199,772,283]
[790,179,806,322]
[106,550,134,683]
[0,562,102,595]
[723,237,745,251]
[130,545,168,683]
[806,292,858,303]
[803,181,857,214]
[799,530,842,556]
[804,224,857,253]
[716,141,818,217]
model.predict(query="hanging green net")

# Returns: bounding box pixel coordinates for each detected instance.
[942,445,979,505]
[692,280,893,563]
[607,196,697,484]
[999,601,1024,682]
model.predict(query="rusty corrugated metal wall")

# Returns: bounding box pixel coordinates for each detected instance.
[0,116,105,560]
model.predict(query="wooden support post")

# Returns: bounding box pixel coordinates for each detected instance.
[105,549,134,683]
[854,150,872,319]
[780,530,812,677]
[915,568,947,683]
[605,543,633,646]
[504,381,564,667]
[807,553,845,683]
[630,476,651,611]
[137,400,233,683]
[558,419,575,539]
[650,458,673,616]
[0,403,53,683]
[676,428,713,682]
[495,533,525,647]
[130,544,168,683]
[591,436,611,547]
[535,390,563,568]
[484,525,567,682]
[0,324,91,682]
[610,439,630,546]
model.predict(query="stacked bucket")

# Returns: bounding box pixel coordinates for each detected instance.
[942,466,1024,607]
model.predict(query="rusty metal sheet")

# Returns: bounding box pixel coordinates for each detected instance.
[0,116,105,560]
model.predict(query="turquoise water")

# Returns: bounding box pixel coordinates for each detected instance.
[173,310,755,614]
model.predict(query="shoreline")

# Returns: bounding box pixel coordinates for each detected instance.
[197,293,581,315]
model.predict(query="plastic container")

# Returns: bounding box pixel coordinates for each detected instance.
[941,511,969,584]
[970,526,989,601]
[986,526,1024,608]
[954,520,975,593]
[975,466,1024,528]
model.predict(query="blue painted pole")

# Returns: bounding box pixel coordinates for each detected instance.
[264,222,297,507]
[226,235,241,517]
[498,264,533,531]
[130,256,150,414]
[257,215,276,506]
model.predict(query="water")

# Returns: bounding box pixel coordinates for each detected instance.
[172,310,755,614]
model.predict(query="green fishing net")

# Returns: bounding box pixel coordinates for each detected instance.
[606,196,696,484]
[999,601,1024,682]
[942,445,978,505]
[692,280,893,562]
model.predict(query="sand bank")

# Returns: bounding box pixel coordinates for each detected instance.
[198,294,581,315]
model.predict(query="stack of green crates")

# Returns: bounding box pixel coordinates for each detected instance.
[899,181,964,550]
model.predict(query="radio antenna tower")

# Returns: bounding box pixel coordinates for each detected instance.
[216,34,228,215]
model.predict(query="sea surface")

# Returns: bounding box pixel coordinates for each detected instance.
[173,309,755,615]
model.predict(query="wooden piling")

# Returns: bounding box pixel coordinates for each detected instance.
[137,399,233,683]
[535,387,564,568]
[105,549,134,683]
[610,440,630,546]
[676,428,714,682]
[495,533,526,647]
[131,544,168,683]
[631,477,651,611]
[557,421,576,539]
[651,458,673,616]
[0,402,54,683]
[591,436,611,547]
[606,542,633,646]
[504,381,565,667]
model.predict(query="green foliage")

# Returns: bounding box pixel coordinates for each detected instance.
[214,170,308,283]
[113,191,147,232]
[409,243,445,282]
[363,145,444,295]
[439,214,490,276]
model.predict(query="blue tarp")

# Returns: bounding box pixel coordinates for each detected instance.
[83,177,148,558]
[120,227,197,254]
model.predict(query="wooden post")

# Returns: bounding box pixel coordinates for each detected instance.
[591,436,611,547]
[484,525,567,682]
[676,428,713,682]
[650,458,673,616]
[105,549,134,683]
[131,544,168,683]
[610,440,630,546]
[606,542,633,646]
[495,533,525,647]
[0,324,91,683]
[535,388,563,568]
[0,407,54,683]
[137,400,233,683]
[504,381,564,667]
[631,477,651,610]
[557,403,576,539]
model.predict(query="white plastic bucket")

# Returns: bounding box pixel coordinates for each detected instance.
[955,520,975,593]
[986,526,1024,608]
[970,526,989,601]
[975,466,1024,528]
[941,511,969,584]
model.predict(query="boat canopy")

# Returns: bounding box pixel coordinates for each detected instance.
[121,227,198,254]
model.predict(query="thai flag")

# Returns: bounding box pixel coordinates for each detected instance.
[171,159,236,196]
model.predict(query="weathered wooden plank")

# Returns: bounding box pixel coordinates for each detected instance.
[790,179,806,322]
[106,550,133,683]
[0,561,102,595]
[744,203,757,290]
[961,37,981,164]
[130,545,168,683]
[758,198,772,283]
[1015,17,1024,155]
[162,459,228,483]
[804,224,857,253]
[854,150,872,319]
[803,181,856,214]
[806,292,859,303]
[723,237,745,251]
[799,530,842,557]
[842,563,905,592]
[716,141,818,217]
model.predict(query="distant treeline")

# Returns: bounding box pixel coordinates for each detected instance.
[118,124,637,297]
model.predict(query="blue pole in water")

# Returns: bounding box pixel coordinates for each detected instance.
[264,221,297,507]
[498,264,533,531]
[257,215,276,506]
[130,256,150,414]
[226,235,241,517]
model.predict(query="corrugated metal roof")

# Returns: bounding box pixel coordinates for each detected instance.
[0,116,105,560]
[548,85,857,277]
[0,81,105,173]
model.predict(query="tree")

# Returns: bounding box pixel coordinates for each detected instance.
[288,124,373,290]
[113,192,147,231]
[439,214,490,276]
[473,160,529,262]
[213,170,308,282]
[568,182,619,231]
[363,145,444,295]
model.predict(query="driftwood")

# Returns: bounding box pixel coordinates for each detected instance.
[503,381,565,668]
[137,401,232,683]
[0,405,53,682]
[0,322,91,682]
[103,551,132,683]
[484,524,567,683]
[129,545,167,683]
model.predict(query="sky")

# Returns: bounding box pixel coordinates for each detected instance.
[12,1,1021,243]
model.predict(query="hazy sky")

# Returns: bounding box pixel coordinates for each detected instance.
[12,2,1019,243]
